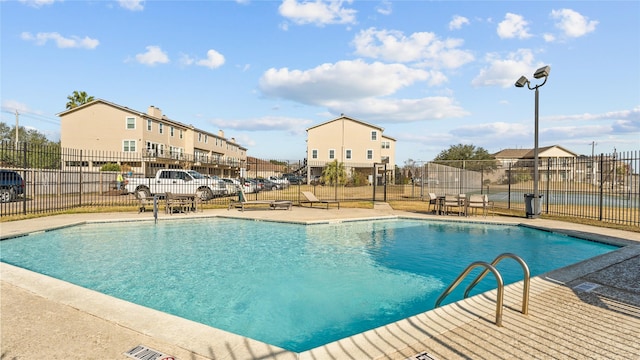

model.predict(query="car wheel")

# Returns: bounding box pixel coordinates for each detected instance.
[0,189,12,202]
[136,186,152,198]
[198,188,214,201]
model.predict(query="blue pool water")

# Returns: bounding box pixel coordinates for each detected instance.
[0,218,618,352]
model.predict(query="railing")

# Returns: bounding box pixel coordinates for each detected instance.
[435,261,505,326]
[0,141,637,227]
[435,253,531,326]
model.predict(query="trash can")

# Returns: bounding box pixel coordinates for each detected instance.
[524,193,543,218]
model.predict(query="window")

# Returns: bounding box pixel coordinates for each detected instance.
[159,123,163,134]
[329,149,335,159]
[204,134,208,143]
[381,141,390,149]
[198,133,202,142]
[345,149,352,160]
[371,131,377,141]
[179,130,183,139]
[312,149,318,159]
[147,119,152,131]
[367,149,373,160]
[123,140,136,152]
[126,117,135,129]
[170,126,174,137]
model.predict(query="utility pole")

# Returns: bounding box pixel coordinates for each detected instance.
[15,110,19,147]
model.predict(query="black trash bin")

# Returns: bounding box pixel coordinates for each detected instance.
[524,193,543,218]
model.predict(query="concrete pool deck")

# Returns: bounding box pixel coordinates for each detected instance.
[1,205,639,359]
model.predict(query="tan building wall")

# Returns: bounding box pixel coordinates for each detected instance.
[306,116,395,164]
[58,99,246,176]
[306,116,397,183]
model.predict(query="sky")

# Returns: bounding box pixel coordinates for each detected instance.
[1,0,639,164]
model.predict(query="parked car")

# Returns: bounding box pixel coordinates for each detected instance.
[221,178,257,194]
[254,178,278,191]
[124,169,227,200]
[283,173,305,185]
[268,176,290,189]
[0,169,25,202]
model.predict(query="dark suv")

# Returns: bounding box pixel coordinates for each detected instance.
[0,169,25,202]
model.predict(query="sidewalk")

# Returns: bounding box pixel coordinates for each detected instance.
[1,207,639,359]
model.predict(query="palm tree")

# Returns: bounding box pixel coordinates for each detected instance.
[322,160,347,186]
[65,91,95,109]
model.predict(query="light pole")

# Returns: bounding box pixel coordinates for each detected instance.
[515,65,550,218]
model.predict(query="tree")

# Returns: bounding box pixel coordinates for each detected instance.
[0,122,61,169]
[322,160,347,186]
[433,144,498,172]
[65,91,95,109]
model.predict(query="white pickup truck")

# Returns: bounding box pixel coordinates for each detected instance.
[125,169,228,200]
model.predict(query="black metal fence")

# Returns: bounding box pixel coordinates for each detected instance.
[1,141,638,227]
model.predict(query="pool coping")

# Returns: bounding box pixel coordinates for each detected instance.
[2,210,639,359]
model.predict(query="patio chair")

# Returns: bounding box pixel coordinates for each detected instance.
[135,190,155,213]
[443,194,464,216]
[300,191,340,209]
[466,194,486,217]
[426,193,438,213]
[228,188,287,212]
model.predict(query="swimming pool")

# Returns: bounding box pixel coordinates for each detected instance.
[0,217,618,352]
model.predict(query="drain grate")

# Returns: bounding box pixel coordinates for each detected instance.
[124,345,176,360]
[573,281,601,292]
[405,351,438,360]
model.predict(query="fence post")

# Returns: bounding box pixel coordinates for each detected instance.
[22,142,27,215]
[545,159,550,214]
[599,154,604,221]
[507,163,512,209]
[79,150,83,207]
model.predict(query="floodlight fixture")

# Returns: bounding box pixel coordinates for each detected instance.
[515,76,529,88]
[533,65,551,79]
[514,64,550,218]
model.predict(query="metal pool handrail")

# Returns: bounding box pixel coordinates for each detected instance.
[435,261,505,326]
[463,253,530,315]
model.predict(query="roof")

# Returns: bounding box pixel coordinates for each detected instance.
[57,98,242,147]
[494,145,578,159]
[306,115,384,132]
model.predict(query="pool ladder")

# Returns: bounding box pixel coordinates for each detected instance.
[434,253,530,327]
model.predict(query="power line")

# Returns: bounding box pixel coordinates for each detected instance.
[0,107,60,126]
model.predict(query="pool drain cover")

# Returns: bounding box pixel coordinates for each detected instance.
[124,345,176,360]
[573,282,601,292]
[406,351,438,360]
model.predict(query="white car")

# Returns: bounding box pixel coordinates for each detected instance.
[268,176,290,189]
[221,178,257,194]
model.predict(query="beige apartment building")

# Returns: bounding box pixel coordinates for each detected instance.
[58,99,247,177]
[306,115,396,184]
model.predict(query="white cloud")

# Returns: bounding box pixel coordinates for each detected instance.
[18,0,57,8]
[278,0,357,26]
[449,15,469,30]
[258,59,470,123]
[376,0,392,16]
[196,49,225,69]
[352,28,474,69]
[543,33,555,42]
[497,13,532,39]
[550,9,598,38]
[209,116,313,132]
[134,45,169,66]
[326,96,470,123]
[259,59,430,105]
[1,100,31,114]
[118,0,144,11]
[471,49,541,87]
[21,32,99,49]
[452,122,529,138]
